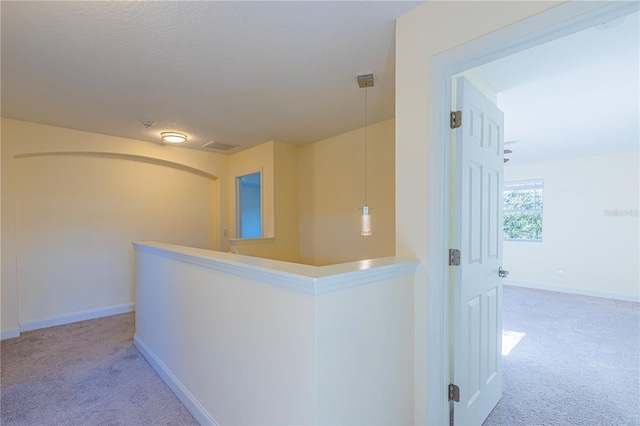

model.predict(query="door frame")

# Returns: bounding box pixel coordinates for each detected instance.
[425,2,639,424]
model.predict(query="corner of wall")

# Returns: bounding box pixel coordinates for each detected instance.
[2,118,228,332]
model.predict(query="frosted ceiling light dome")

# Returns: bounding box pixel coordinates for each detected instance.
[161,132,187,143]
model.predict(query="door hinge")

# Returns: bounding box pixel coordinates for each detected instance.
[450,111,462,129]
[448,383,460,402]
[449,249,461,266]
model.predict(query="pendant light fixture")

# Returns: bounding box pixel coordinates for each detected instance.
[358,73,374,236]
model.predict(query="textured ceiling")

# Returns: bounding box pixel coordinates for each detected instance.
[3,2,638,163]
[1,1,423,153]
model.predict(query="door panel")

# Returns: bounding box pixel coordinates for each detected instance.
[468,162,483,264]
[452,77,504,426]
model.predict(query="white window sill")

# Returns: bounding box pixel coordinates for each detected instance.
[228,237,275,246]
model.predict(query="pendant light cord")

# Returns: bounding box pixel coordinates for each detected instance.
[364,86,368,206]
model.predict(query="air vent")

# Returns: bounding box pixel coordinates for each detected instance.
[202,141,238,151]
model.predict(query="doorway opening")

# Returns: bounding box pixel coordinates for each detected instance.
[427,2,639,425]
[464,12,640,424]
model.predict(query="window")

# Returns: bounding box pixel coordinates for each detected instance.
[236,172,262,238]
[503,180,543,241]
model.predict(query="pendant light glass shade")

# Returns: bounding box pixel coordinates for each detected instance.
[361,205,372,236]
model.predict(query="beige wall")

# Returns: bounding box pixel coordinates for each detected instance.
[1,118,228,334]
[396,2,565,423]
[227,140,300,262]
[271,141,300,261]
[504,152,640,301]
[135,245,318,425]
[134,242,416,424]
[228,141,274,240]
[229,120,395,267]
[2,117,396,335]
[316,274,414,424]
[299,119,395,266]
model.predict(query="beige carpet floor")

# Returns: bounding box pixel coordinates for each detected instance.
[484,286,640,426]
[5,288,637,425]
[1,312,198,425]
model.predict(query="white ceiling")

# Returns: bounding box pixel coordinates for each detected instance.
[2,3,638,163]
[473,11,639,166]
[1,1,423,153]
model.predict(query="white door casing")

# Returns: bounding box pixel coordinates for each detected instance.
[451,76,504,426]
[424,3,638,425]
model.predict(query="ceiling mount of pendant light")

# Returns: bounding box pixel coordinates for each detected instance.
[161,131,187,144]
[358,73,374,88]
[358,73,374,236]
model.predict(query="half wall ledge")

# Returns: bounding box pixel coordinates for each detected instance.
[133,241,419,425]
[132,241,418,296]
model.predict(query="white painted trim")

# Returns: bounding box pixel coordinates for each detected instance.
[134,242,418,296]
[228,237,275,255]
[314,261,419,295]
[427,2,640,425]
[233,167,264,239]
[19,302,135,332]
[425,43,451,426]
[1,327,21,340]
[505,280,640,303]
[228,237,275,246]
[134,334,219,426]
[15,151,219,180]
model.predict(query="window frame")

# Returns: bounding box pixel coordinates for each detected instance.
[503,179,544,242]
[235,169,263,239]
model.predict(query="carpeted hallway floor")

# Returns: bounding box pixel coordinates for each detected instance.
[1,312,197,425]
[2,287,638,425]
[484,286,640,426]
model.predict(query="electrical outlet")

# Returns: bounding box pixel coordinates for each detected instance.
[223,228,228,237]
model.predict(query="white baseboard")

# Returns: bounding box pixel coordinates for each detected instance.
[19,302,136,333]
[504,280,640,303]
[134,334,218,426]
[1,327,21,340]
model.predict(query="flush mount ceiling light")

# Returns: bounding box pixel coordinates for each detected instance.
[161,132,187,144]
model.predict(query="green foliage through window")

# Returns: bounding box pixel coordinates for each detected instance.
[503,180,543,241]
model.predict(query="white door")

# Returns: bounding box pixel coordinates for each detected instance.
[451,77,505,426]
